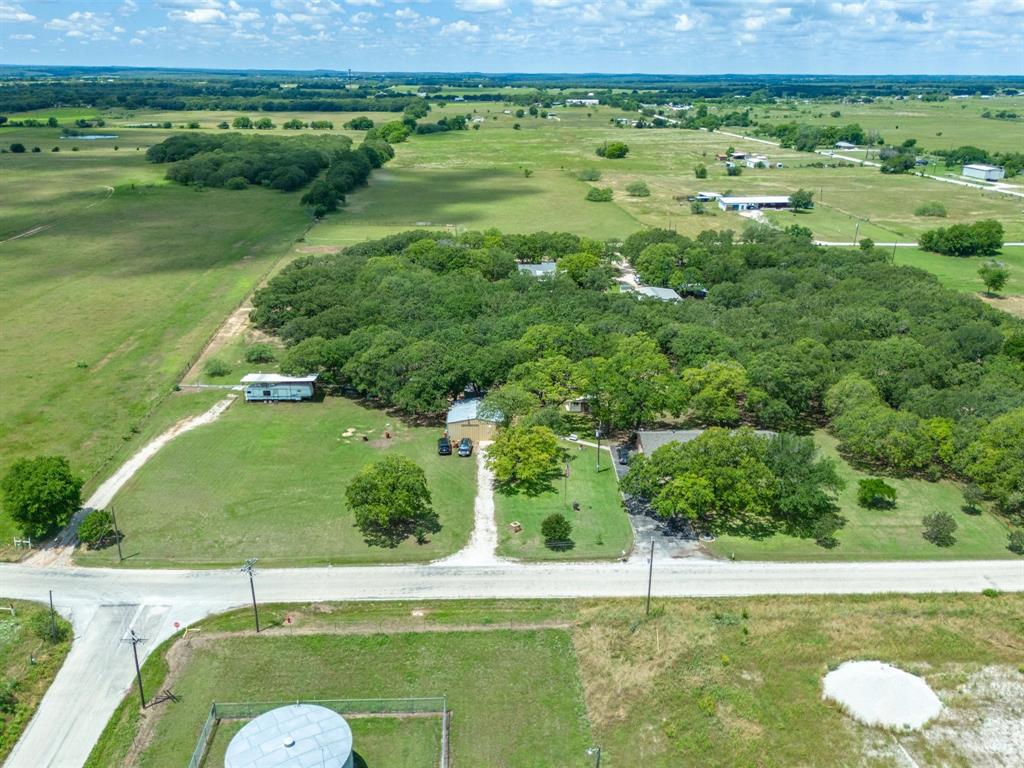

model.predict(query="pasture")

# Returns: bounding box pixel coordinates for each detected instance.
[74,396,476,568]
[0,141,310,554]
[495,442,632,561]
[709,432,1015,562]
[87,593,1024,768]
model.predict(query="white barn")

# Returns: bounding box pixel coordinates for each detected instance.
[962,164,1005,181]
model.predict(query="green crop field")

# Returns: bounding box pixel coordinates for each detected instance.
[87,594,1024,768]
[709,432,1015,561]
[75,396,476,568]
[0,599,72,763]
[495,442,633,560]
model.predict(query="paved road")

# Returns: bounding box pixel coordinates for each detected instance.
[3,558,1022,767]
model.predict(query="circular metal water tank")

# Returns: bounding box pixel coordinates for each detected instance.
[224,704,354,768]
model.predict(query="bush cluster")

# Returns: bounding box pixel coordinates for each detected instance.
[919,219,1003,257]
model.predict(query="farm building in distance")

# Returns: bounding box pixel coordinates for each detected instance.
[834,141,858,150]
[961,163,1005,181]
[566,98,599,106]
[242,373,318,402]
[447,398,501,442]
[637,429,776,455]
[717,195,793,212]
[517,261,558,277]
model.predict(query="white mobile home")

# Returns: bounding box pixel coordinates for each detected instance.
[242,373,318,402]
[717,195,793,212]
[961,164,1005,181]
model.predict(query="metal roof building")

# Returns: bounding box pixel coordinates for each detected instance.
[517,261,558,277]
[627,285,682,301]
[638,429,777,455]
[961,163,1005,181]
[718,195,793,211]
[241,373,318,402]
[446,398,502,443]
[224,704,354,768]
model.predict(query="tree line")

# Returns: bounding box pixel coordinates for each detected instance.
[250,226,1023,521]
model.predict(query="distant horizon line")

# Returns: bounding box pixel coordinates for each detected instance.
[2,64,1022,80]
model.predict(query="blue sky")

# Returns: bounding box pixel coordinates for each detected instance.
[1,1,1022,74]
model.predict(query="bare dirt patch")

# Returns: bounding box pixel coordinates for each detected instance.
[978,293,1024,318]
[294,244,342,254]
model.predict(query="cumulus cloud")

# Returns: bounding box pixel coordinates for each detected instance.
[0,2,35,22]
[441,18,480,35]
[10,32,34,39]
[673,12,695,30]
[351,10,374,22]
[170,8,228,23]
[455,0,506,10]
[129,36,144,45]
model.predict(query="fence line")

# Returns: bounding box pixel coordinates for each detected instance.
[188,697,448,768]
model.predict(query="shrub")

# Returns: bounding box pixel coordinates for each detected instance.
[585,187,613,202]
[245,343,277,364]
[857,478,897,509]
[694,163,708,179]
[962,484,984,514]
[596,141,629,159]
[576,168,601,181]
[203,358,232,377]
[224,176,248,190]
[344,116,375,131]
[626,180,651,197]
[28,611,70,644]
[77,509,114,549]
[726,164,742,176]
[1008,529,1024,555]
[690,201,705,215]
[9,143,25,153]
[541,513,572,547]
[922,511,957,547]
[914,201,947,217]
[919,219,1003,257]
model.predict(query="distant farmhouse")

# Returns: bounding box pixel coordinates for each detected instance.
[717,195,794,212]
[446,398,501,442]
[566,98,600,106]
[242,373,317,402]
[517,261,558,278]
[961,163,1005,181]
[834,141,858,150]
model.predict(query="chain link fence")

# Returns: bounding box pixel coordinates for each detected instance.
[188,696,449,768]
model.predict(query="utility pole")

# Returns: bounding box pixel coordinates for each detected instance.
[241,558,260,633]
[645,539,655,615]
[48,590,57,643]
[853,222,860,245]
[110,506,124,562]
[126,629,146,709]
[595,422,602,471]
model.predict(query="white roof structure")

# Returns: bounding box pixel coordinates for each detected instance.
[630,285,682,301]
[447,398,502,425]
[963,163,1003,172]
[517,261,558,277]
[719,195,792,205]
[224,704,354,768]
[241,373,319,384]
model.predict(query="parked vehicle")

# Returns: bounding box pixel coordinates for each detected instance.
[617,447,630,465]
[458,437,473,457]
[438,436,452,456]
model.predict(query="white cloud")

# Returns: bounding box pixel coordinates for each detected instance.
[673,12,695,31]
[531,0,575,6]
[129,37,144,45]
[119,0,139,15]
[10,32,34,40]
[0,2,35,22]
[170,8,228,23]
[351,11,374,22]
[395,6,419,18]
[441,19,480,35]
[830,2,868,17]
[346,0,382,6]
[455,0,506,10]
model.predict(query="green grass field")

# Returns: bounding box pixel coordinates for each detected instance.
[87,594,1024,768]
[894,246,1024,295]
[74,396,476,568]
[0,140,310,552]
[710,432,1015,561]
[100,627,592,768]
[0,599,73,762]
[495,442,633,560]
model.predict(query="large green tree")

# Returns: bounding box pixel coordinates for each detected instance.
[345,456,439,547]
[1,456,83,539]
[487,426,567,495]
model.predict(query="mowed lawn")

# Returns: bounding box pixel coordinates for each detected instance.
[710,431,1015,561]
[101,629,592,768]
[895,245,1024,296]
[0,145,310,552]
[75,396,476,567]
[495,442,633,561]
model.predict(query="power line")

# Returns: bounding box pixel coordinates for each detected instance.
[241,558,260,633]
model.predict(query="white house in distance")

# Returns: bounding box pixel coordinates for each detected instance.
[835,140,858,150]
[624,285,682,301]
[745,154,769,168]
[961,163,1005,181]
[718,195,793,212]
[241,373,318,402]
[566,98,600,106]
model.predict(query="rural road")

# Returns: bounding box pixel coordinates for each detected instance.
[3,557,1023,767]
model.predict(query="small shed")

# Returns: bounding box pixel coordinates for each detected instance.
[446,398,501,443]
[242,373,318,402]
